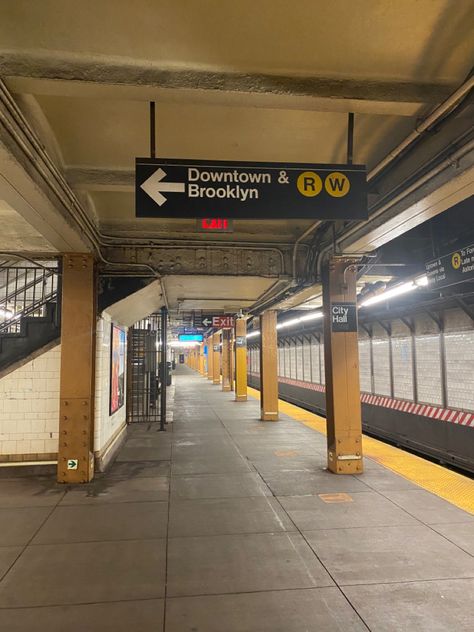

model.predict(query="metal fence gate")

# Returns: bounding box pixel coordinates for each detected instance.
[127,315,162,423]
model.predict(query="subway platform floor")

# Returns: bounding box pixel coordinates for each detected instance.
[0,367,473,631]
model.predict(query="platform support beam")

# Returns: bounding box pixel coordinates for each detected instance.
[207,334,213,380]
[235,317,248,401]
[221,329,232,391]
[229,328,235,391]
[199,342,205,376]
[259,310,279,421]
[212,331,221,384]
[203,337,209,377]
[57,253,96,484]
[323,256,363,474]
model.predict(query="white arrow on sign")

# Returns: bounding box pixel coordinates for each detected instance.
[140,168,185,207]
[202,318,212,327]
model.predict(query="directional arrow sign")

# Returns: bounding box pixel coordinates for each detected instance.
[67,459,78,470]
[213,316,234,328]
[202,315,234,328]
[140,167,186,207]
[136,158,367,219]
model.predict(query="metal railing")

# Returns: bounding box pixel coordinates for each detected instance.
[0,264,59,334]
[127,314,164,423]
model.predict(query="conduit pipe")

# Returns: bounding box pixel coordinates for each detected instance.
[368,75,474,181]
[2,75,473,281]
[317,137,474,270]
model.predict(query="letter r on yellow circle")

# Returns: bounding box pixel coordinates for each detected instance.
[297,172,322,197]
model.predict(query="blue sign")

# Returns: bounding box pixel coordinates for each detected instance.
[178,334,204,342]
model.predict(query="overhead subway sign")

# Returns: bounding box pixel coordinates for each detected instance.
[136,158,367,220]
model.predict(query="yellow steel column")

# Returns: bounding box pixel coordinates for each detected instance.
[229,328,235,391]
[57,253,96,484]
[203,337,208,377]
[221,329,231,391]
[199,343,205,375]
[207,334,214,380]
[323,256,363,474]
[259,310,279,421]
[212,331,221,384]
[234,317,248,401]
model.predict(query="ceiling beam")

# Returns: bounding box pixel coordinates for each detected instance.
[1,51,452,116]
[66,167,134,192]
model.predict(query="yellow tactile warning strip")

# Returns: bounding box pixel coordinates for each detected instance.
[247,387,474,515]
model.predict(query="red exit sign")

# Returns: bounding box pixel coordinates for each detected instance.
[196,218,234,233]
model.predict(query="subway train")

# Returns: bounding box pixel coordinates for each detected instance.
[247,304,474,475]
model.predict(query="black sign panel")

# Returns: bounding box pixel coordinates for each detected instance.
[331,302,358,332]
[136,158,367,220]
[235,336,247,348]
[426,244,474,290]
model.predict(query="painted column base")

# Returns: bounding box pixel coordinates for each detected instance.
[261,412,279,421]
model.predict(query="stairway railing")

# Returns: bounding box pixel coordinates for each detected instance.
[0,265,59,334]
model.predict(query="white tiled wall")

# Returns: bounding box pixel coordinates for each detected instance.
[94,314,128,454]
[289,343,296,379]
[0,345,60,457]
[0,314,129,460]
[295,341,303,381]
[303,340,311,382]
[320,343,325,384]
[415,335,442,405]
[310,339,320,383]
[372,338,391,396]
[445,330,474,410]
[358,339,372,393]
[249,307,474,413]
[391,336,414,401]
[284,345,290,377]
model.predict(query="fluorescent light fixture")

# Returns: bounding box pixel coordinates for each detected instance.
[169,340,200,348]
[415,275,429,287]
[246,310,323,338]
[246,330,260,339]
[299,311,324,322]
[360,274,428,308]
[276,318,300,330]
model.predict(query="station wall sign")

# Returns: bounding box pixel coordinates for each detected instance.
[202,315,235,329]
[330,302,357,332]
[426,243,474,290]
[178,334,204,342]
[136,158,367,220]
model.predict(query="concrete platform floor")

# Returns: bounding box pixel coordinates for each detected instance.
[0,366,473,631]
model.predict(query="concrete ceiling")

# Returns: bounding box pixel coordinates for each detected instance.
[163,274,276,312]
[0,200,56,252]
[104,279,164,327]
[0,0,473,313]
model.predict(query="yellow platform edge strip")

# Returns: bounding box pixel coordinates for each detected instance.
[247,387,474,515]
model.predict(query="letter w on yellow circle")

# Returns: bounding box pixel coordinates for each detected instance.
[297,171,322,197]
[325,172,350,197]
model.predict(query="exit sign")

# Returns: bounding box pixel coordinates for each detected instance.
[196,218,234,232]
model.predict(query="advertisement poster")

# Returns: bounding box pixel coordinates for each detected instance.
[110,324,126,415]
